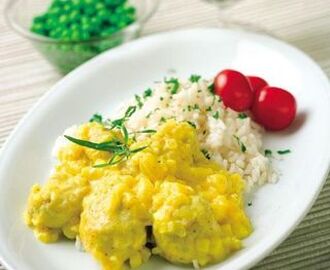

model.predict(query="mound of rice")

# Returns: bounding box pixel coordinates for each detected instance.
[121,77,277,192]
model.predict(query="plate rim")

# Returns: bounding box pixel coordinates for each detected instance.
[0,27,330,270]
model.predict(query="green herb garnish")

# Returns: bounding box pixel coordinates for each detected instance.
[160,117,166,123]
[212,111,220,119]
[89,113,103,124]
[131,129,156,134]
[206,106,212,112]
[211,95,221,106]
[65,130,147,168]
[208,83,215,94]
[135,95,143,109]
[187,121,196,128]
[238,113,248,119]
[105,106,136,130]
[122,125,129,144]
[234,135,247,153]
[129,146,149,154]
[202,149,211,160]
[64,135,122,152]
[277,149,291,155]
[189,74,201,83]
[143,88,153,99]
[193,104,200,110]
[165,78,180,94]
[66,106,148,167]
[125,106,137,118]
[248,202,252,206]
[264,149,272,156]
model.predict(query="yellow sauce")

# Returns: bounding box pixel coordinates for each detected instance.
[24,120,252,269]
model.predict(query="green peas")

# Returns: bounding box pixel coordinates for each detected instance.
[80,23,91,33]
[58,14,69,25]
[70,23,80,32]
[81,32,91,41]
[83,0,94,5]
[95,2,106,10]
[52,0,66,8]
[49,29,61,39]
[60,29,71,40]
[108,14,119,25]
[63,4,72,12]
[46,18,58,29]
[80,16,91,25]
[125,6,136,15]
[33,15,46,24]
[31,23,45,34]
[31,0,136,41]
[90,16,102,26]
[105,0,126,8]
[71,0,84,10]
[84,5,96,16]
[49,7,61,16]
[100,27,116,37]
[69,10,81,22]
[97,9,110,21]
[30,0,136,73]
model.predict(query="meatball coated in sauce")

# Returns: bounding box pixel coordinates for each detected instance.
[25,120,252,270]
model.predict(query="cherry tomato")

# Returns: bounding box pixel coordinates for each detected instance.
[252,86,297,131]
[247,76,268,96]
[214,69,253,112]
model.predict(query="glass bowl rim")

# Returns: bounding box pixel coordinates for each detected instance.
[4,0,160,45]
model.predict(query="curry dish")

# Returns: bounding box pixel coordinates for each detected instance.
[24,120,252,269]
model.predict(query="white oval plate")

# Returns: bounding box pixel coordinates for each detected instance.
[0,28,330,270]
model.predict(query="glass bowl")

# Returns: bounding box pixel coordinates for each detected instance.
[5,0,160,74]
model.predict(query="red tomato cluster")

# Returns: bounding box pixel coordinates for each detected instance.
[214,69,297,131]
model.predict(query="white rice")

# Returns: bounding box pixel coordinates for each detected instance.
[122,77,277,192]
[55,77,277,192]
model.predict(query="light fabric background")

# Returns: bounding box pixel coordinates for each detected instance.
[0,0,329,269]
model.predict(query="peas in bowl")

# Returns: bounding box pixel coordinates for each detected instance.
[5,0,159,74]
